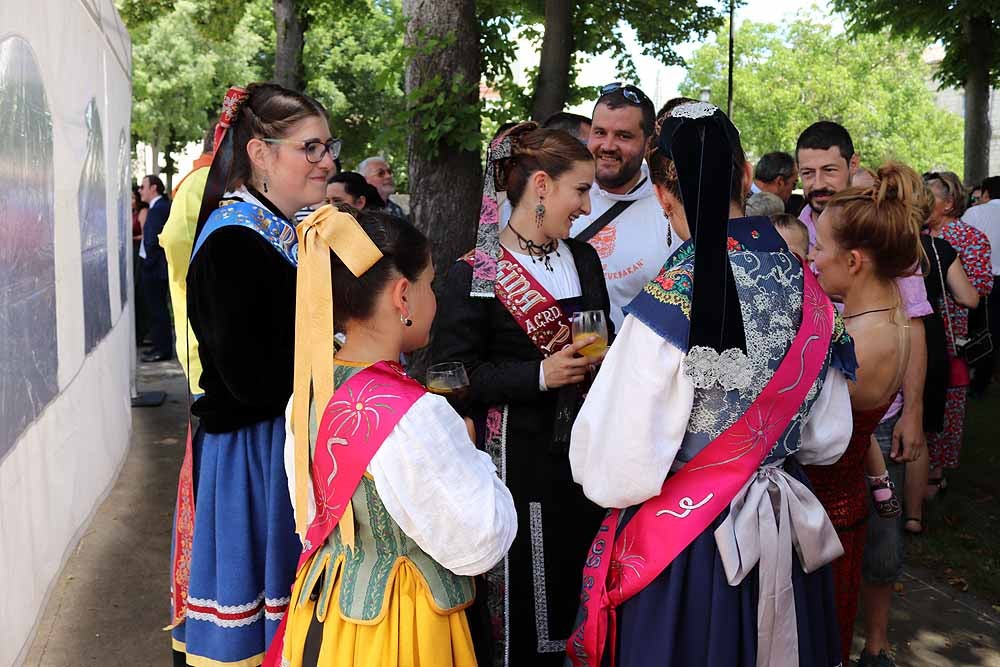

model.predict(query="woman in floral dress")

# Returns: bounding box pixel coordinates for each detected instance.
[924,172,993,495]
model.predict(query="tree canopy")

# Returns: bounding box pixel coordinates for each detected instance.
[680,17,965,173]
[121,0,729,177]
[830,0,1000,90]
[128,0,265,172]
[479,0,725,123]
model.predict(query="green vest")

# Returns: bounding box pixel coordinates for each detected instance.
[295,363,475,622]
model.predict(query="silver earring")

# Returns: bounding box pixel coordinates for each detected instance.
[663,210,672,245]
[400,313,413,327]
[535,201,545,228]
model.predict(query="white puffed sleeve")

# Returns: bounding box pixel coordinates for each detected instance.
[796,366,854,465]
[570,315,694,508]
[370,393,517,576]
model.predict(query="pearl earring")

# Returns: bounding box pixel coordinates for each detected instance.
[400,313,413,327]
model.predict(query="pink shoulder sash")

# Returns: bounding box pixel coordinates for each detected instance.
[567,260,834,667]
[264,360,425,666]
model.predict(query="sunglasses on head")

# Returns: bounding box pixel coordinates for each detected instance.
[600,82,650,106]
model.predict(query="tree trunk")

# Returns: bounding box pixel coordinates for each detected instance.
[163,148,175,192]
[273,0,305,90]
[403,0,482,376]
[530,0,573,121]
[962,16,992,186]
[150,139,160,176]
[403,0,481,277]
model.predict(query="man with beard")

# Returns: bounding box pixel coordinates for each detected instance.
[797,121,929,667]
[569,83,676,330]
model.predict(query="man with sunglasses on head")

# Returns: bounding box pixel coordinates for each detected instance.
[570,82,677,330]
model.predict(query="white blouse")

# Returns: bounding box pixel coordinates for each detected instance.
[570,314,853,509]
[284,391,517,576]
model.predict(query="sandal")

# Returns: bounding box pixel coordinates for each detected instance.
[926,476,949,501]
[868,475,902,518]
[904,517,924,535]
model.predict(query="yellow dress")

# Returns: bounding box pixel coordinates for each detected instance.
[280,552,477,667]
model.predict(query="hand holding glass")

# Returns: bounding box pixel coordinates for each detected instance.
[426,362,471,404]
[571,310,608,359]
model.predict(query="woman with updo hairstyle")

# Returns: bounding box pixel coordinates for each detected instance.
[806,162,928,658]
[171,83,338,667]
[263,207,515,667]
[569,99,855,667]
[432,122,612,665]
[922,170,992,496]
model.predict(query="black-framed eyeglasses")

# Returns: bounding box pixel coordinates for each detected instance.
[600,81,650,106]
[261,137,342,164]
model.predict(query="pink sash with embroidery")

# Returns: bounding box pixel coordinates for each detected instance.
[264,361,425,666]
[567,262,834,667]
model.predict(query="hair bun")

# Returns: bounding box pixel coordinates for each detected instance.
[501,121,540,151]
[874,162,912,207]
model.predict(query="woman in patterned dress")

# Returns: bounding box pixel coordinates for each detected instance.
[923,172,993,496]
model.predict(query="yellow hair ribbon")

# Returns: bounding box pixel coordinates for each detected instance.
[291,205,383,546]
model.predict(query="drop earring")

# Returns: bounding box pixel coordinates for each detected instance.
[400,313,413,327]
[663,209,672,245]
[535,198,545,228]
[263,177,269,193]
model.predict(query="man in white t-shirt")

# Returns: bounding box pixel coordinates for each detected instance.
[569,83,676,330]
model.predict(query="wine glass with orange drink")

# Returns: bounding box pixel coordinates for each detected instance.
[570,310,608,359]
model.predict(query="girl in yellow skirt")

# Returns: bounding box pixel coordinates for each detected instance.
[266,206,516,667]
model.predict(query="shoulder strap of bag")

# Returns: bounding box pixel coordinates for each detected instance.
[574,198,636,243]
[931,239,960,356]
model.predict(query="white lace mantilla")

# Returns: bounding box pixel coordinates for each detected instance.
[684,251,823,462]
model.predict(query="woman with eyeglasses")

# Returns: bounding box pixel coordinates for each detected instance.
[170,83,339,667]
[921,171,992,500]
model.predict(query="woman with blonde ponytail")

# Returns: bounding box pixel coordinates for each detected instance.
[806,162,924,659]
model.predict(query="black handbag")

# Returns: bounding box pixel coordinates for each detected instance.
[957,300,993,365]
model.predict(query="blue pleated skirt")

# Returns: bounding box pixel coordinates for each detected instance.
[171,417,300,666]
[607,460,842,667]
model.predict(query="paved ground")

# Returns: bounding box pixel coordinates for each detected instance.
[19,361,1000,666]
[22,360,186,666]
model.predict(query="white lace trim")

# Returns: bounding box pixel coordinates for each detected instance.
[185,593,289,629]
[528,502,570,653]
[670,101,718,119]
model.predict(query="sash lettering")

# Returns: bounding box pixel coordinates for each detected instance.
[465,249,572,358]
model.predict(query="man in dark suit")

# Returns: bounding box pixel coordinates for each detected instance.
[139,174,173,362]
